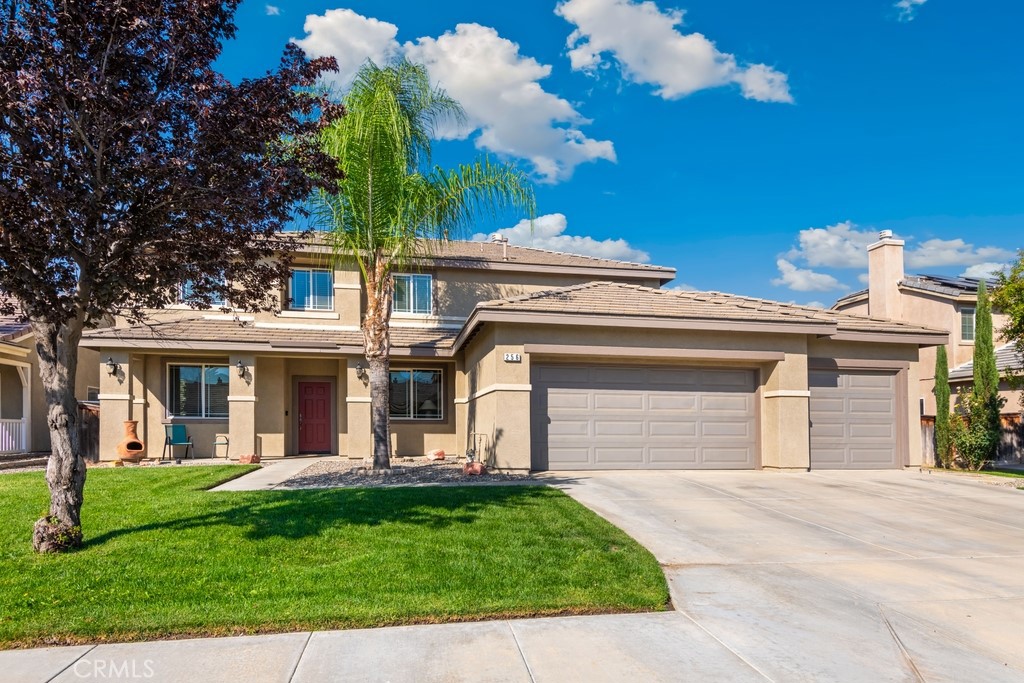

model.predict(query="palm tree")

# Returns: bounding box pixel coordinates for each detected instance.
[317,60,535,469]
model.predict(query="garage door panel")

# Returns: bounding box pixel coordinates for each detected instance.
[703,448,756,464]
[533,365,756,470]
[594,420,645,436]
[701,395,752,412]
[548,419,590,436]
[810,369,899,470]
[849,398,893,414]
[848,374,894,390]
[648,394,697,411]
[649,447,699,464]
[594,446,646,464]
[649,420,697,437]
[548,391,591,409]
[702,420,751,437]
[849,423,894,439]
[593,393,644,410]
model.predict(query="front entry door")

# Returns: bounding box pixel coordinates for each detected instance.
[297,381,332,453]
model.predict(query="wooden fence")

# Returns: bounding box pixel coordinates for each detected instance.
[921,414,1023,466]
[77,402,100,462]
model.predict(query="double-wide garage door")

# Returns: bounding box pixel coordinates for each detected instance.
[809,370,900,469]
[531,365,756,470]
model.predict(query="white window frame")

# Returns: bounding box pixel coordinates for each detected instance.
[392,273,433,315]
[389,368,443,421]
[960,307,976,343]
[288,268,334,311]
[166,363,229,419]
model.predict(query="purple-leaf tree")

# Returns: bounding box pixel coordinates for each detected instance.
[0,0,343,552]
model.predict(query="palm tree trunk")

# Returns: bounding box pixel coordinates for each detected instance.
[363,257,393,469]
[30,316,86,553]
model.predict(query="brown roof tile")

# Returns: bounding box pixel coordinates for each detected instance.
[475,282,947,336]
[82,318,456,350]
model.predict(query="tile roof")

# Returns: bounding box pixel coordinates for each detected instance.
[834,274,995,307]
[298,237,675,280]
[474,281,947,336]
[82,318,457,350]
[948,343,1024,381]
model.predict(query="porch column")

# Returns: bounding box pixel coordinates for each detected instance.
[346,357,371,459]
[98,350,132,460]
[228,354,257,459]
[760,353,811,470]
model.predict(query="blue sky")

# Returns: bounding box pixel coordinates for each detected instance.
[218,0,1023,306]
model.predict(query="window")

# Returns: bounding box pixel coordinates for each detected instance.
[167,364,229,418]
[178,279,226,307]
[393,274,432,314]
[289,268,333,311]
[86,386,99,402]
[960,307,975,342]
[389,369,442,420]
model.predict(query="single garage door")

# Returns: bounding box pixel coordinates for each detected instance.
[809,370,899,469]
[531,365,757,470]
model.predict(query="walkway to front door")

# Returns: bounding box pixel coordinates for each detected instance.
[297,381,332,453]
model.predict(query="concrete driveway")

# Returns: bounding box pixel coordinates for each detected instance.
[550,469,1024,682]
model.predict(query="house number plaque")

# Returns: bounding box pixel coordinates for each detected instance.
[503,352,522,363]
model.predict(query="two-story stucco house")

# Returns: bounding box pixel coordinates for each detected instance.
[82,235,946,471]
[1,298,101,455]
[832,231,1023,419]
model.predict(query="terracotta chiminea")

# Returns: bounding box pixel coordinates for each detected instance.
[116,420,146,463]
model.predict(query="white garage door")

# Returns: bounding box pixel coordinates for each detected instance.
[809,370,900,469]
[531,365,757,470]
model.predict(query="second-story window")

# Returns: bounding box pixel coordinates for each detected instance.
[393,274,432,314]
[960,307,975,342]
[179,279,226,307]
[289,268,333,311]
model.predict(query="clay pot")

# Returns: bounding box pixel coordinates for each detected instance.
[463,461,487,476]
[116,421,146,462]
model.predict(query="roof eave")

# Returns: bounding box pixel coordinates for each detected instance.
[829,330,950,347]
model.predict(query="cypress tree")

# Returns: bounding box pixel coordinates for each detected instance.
[933,346,952,468]
[974,281,999,397]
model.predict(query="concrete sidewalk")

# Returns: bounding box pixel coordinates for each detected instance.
[210,456,338,491]
[5,612,759,683]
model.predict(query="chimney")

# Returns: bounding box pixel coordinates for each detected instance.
[867,230,904,320]
[490,232,509,261]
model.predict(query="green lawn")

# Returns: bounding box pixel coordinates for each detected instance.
[0,467,667,648]
[980,467,1024,479]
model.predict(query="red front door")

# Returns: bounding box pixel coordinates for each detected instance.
[298,381,332,453]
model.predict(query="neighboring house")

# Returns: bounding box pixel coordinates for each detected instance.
[833,231,1023,419]
[81,235,946,471]
[0,298,101,454]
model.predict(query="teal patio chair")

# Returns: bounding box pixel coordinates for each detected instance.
[162,424,194,461]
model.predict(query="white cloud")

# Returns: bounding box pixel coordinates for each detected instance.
[265,4,281,16]
[784,222,1013,271]
[772,259,848,292]
[665,282,698,292]
[895,0,927,22]
[803,301,826,310]
[404,24,615,182]
[960,262,1009,279]
[473,213,650,263]
[293,13,614,182]
[556,0,792,103]
[293,9,400,88]
[786,221,875,268]
[905,239,1013,269]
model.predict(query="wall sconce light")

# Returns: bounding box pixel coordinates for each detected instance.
[105,357,120,376]
[236,359,246,378]
[355,362,368,381]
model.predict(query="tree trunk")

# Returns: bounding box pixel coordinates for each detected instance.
[362,257,393,469]
[30,316,86,553]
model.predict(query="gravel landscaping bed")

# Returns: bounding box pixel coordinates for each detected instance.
[280,457,535,488]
